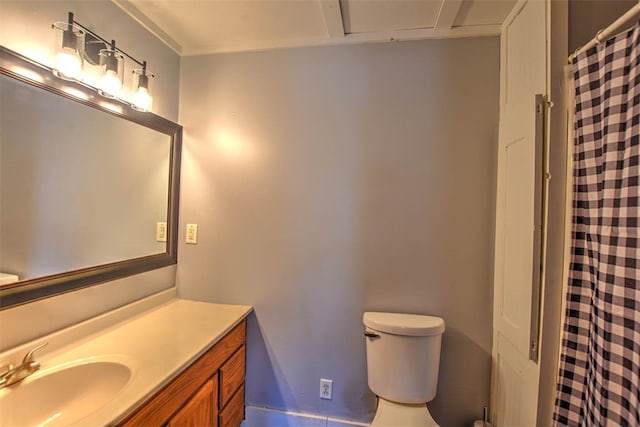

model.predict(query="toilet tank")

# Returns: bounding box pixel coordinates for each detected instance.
[363,312,445,404]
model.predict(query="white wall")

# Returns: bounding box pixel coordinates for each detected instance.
[178,38,499,425]
[537,0,569,424]
[0,0,180,347]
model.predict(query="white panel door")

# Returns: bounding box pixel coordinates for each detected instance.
[491,0,547,425]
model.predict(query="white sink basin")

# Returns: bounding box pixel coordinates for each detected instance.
[0,359,132,426]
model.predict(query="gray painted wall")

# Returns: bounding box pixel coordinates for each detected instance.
[178,38,499,425]
[568,0,637,52]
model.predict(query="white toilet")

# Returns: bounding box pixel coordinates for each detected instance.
[363,312,445,427]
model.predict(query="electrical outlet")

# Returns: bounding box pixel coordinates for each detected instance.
[186,223,198,244]
[320,378,333,400]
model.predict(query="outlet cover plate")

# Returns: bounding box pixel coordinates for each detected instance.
[320,378,332,400]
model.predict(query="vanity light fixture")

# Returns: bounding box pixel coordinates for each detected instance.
[99,40,124,99]
[51,12,84,80]
[51,12,154,112]
[132,61,154,112]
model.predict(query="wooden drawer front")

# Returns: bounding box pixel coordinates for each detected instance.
[219,345,245,408]
[167,377,217,427]
[219,383,245,427]
[120,320,246,427]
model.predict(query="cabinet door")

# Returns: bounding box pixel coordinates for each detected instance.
[168,376,218,427]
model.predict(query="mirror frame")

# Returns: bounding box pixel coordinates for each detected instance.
[0,45,181,309]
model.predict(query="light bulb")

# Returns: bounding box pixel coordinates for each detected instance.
[56,48,82,80]
[132,66,154,112]
[98,47,123,99]
[100,69,122,98]
[52,16,84,81]
[133,86,152,112]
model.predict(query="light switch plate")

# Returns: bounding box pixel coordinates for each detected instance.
[186,223,198,244]
[156,222,167,242]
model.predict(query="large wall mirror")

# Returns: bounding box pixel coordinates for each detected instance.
[0,46,181,309]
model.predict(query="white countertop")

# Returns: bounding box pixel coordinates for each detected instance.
[0,297,252,426]
[0,272,19,285]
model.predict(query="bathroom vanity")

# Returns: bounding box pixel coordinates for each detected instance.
[119,315,247,427]
[0,43,253,427]
[0,293,252,427]
[0,45,252,427]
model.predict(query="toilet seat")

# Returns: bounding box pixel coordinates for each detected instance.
[371,398,439,427]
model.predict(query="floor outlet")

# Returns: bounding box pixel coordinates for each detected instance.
[320,378,332,400]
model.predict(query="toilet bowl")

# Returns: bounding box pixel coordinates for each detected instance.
[371,399,438,427]
[363,312,445,427]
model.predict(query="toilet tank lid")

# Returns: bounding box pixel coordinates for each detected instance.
[363,312,445,336]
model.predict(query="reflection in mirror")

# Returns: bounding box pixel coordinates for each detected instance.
[1,75,170,281]
[0,46,181,309]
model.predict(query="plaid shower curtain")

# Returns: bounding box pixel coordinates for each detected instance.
[553,21,640,426]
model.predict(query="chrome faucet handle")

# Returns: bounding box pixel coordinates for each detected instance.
[22,342,48,366]
[0,343,48,389]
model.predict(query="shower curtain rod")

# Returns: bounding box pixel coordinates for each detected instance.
[568,2,640,63]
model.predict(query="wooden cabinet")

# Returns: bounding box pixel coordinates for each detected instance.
[220,346,245,406]
[168,378,217,427]
[119,320,246,427]
[219,384,245,427]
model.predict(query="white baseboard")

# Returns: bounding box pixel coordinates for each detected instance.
[241,405,370,427]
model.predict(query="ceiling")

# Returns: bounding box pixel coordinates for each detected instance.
[113,0,518,56]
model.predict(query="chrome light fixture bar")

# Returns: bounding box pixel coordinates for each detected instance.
[52,12,155,112]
